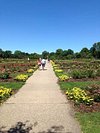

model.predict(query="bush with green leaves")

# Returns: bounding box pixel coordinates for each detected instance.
[70,70,85,79]
[86,69,96,78]
[84,84,100,102]
[0,72,10,79]
[96,69,100,76]
[70,69,96,79]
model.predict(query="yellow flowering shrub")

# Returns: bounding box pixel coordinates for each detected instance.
[50,60,55,65]
[50,61,59,67]
[53,64,58,67]
[50,61,60,70]
[27,69,34,73]
[0,86,12,101]
[59,74,70,81]
[53,66,60,70]
[54,69,63,73]
[15,74,28,81]
[66,87,93,105]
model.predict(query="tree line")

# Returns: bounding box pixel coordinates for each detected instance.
[0,42,100,59]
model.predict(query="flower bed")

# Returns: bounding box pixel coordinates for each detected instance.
[66,87,93,105]
[27,69,34,73]
[58,74,70,81]
[14,74,28,81]
[0,86,12,102]
[51,60,100,112]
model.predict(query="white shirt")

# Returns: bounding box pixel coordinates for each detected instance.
[41,59,46,64]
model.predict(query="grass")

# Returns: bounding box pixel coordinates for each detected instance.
[59,81,100,91]
[0,82,24,90]
[0,82,25,104]
[10,72,33,79]
[58,80,100,133]
[76,112,100,133]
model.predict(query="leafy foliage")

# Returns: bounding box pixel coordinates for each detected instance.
[0,72,10,79]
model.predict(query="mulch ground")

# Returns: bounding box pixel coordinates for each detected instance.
[0,77,15,82]
[74,102,100,113]
[67,76,100,82]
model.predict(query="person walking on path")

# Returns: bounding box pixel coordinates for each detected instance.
[41,58,46,70]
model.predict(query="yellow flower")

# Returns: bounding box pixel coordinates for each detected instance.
[15,74,28,81]
[0,86,12,100]
[59,75,70,81]
[55,69,63,73]
[65,87,93,105]
[27,69,34,73]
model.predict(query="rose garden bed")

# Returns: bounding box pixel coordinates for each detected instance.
[51,60,100,112]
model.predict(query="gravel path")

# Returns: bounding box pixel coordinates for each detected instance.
[0,62,81,133]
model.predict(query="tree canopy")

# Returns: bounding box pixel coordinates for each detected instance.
[0,42,100,59]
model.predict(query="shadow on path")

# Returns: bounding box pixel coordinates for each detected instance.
[0,121,72,133]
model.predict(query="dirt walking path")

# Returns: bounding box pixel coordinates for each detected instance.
[0,62,81,133]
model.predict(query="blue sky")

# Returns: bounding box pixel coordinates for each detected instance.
[0,0,100,54]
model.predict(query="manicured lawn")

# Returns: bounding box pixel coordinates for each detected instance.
[0,82,24,90]
[59,81,100,91]
[76,112,100,133]
[11,72,33,79]
[0,82,25,104]
[58,81,100,133]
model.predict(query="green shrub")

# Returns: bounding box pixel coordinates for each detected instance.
[70,70,84,79]
[0,72,10,79]
[96,69,100,76]
[86,69,96,78]
[84,84,100,102]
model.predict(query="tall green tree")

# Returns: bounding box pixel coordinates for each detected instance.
[80,47,90,58]
[4,50,12,58]
[75,52,81,58]
[90,42,100,58]
[42,51,49,59]
[67,49,74,55]
[55,49,63,59]
[49,52,56,60]
[30,53,40,59]
[0,49,3,58]
[13,50,23,58]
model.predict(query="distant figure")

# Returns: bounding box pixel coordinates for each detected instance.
[37,58,41,69]
[28,57,30,62]
[41,58,46,70]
